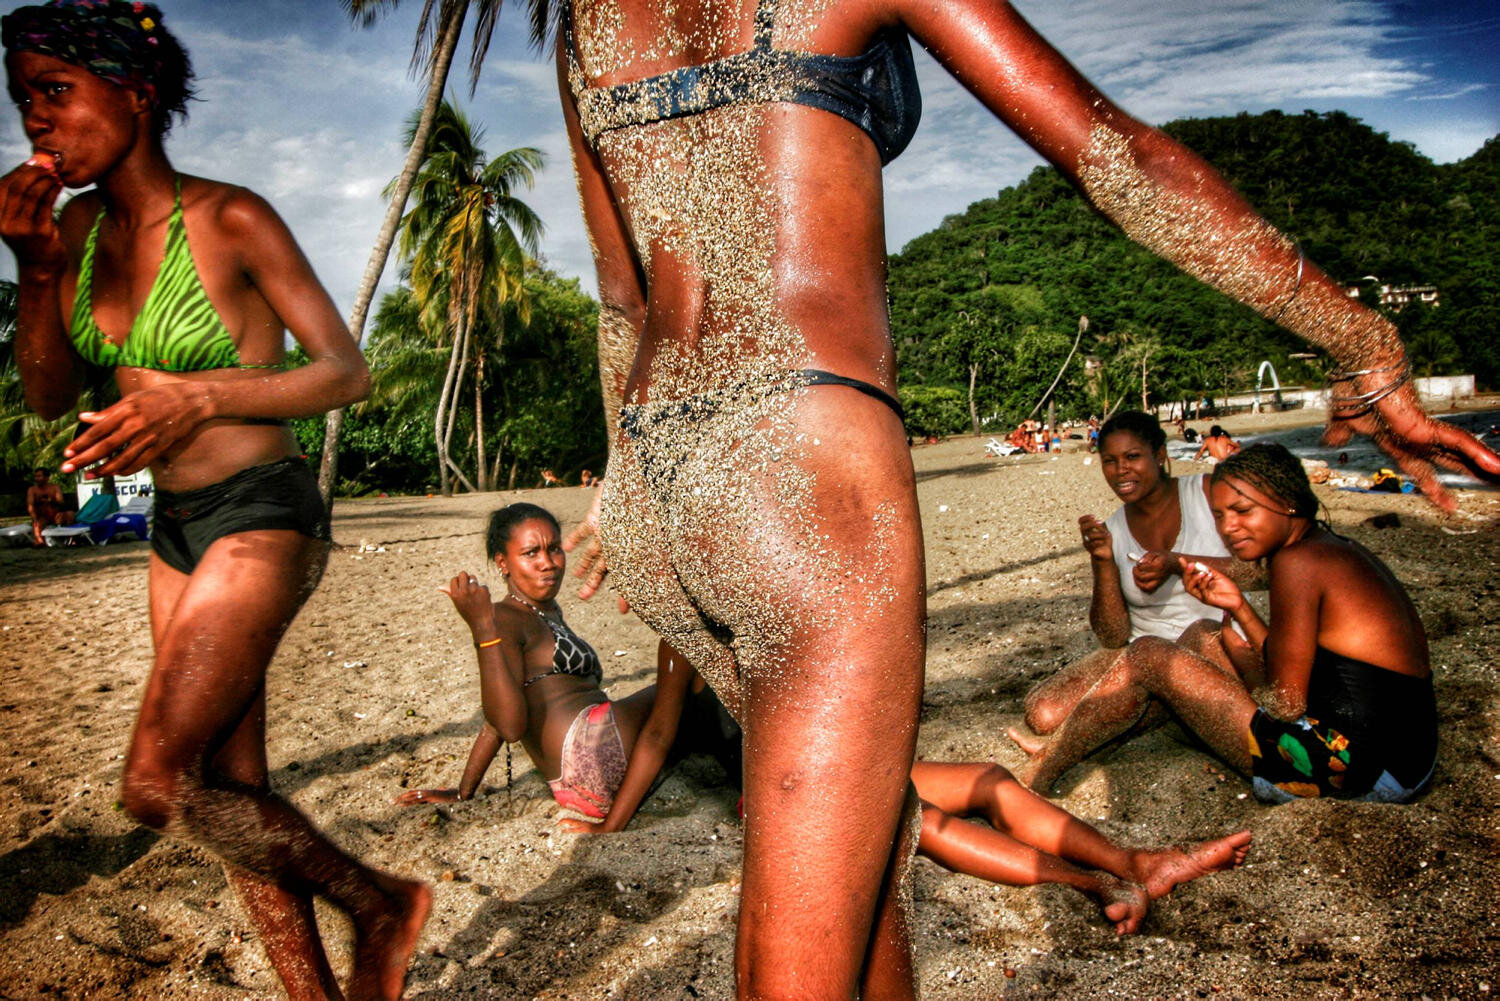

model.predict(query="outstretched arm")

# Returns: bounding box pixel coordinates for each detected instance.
[397,576,527,807]
[898,0,1500,509]
[395,724,503,806]
[563,640,696,834]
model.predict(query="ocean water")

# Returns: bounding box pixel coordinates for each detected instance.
[1167,409,1500,490]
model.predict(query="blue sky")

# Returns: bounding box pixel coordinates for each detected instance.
[2,0,1496,313]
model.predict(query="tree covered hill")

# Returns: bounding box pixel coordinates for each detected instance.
[887,110,1499,430]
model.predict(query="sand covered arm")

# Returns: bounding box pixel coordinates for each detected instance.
[898,0,1500,508]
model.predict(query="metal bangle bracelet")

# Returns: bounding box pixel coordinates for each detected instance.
[1270,245,1305,324]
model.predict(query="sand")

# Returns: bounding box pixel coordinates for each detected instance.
[2,403,1498,999]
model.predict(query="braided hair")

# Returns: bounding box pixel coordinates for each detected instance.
[1211,443,1319,521]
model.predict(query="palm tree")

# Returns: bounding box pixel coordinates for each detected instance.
[397,101,542,493]
[319,0,556,504]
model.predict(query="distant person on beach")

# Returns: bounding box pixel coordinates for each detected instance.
[554,0,1500,993]
[1195,425,1241,463]
[25,466,71,544]
[0,4,425,998]
[1175,418,1200,443]
[397,504,740,830]
[1015,444,1436,803]
[1013,411,1264,752]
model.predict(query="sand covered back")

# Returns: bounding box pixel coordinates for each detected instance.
[2,406,1497,999]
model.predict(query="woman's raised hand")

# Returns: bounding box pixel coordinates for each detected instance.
[1077,514,1113,562]
[1180,558,1243,612]
[0,160,65,273]
[439,572,496,632]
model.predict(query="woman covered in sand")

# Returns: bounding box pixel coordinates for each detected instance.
[1016,444,1438,804]
[401,503,740,832]
[1014,410,1264,758]
[548,0,1498,995]
[0,3,426,999]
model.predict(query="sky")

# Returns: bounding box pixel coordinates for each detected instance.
[2,0,1496,314]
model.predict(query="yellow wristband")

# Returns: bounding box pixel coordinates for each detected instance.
[475,637,502,650]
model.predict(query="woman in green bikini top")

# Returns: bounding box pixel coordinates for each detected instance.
[1,4,429,1000]
[69,175,272,374]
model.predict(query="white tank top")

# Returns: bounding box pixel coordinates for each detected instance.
[1105,474,1230,641]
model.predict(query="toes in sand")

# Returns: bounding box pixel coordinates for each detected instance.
[1096,880,1150,936]
[1139,830,1252,901]
[1005,725,1048,758]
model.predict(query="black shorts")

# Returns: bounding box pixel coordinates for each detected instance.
[151,458,330,574]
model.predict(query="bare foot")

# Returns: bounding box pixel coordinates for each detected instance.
[347,877,431,1001]
[1091,878,1150,935]
[1133,830,1252,900]
[1005,725,1048,757]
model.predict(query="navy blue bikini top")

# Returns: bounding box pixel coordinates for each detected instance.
[565,0,922,166]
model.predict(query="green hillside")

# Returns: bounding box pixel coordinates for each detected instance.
[887,110,1500,433]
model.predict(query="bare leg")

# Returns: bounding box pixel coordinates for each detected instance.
[917,800,1148,934]
[912,762,1249,904]
[126,535,428,1001]
[149,558,344,1001]
[1023,646,1125,734]
[1021,636,1259,793]
[715,392,924,1000]
[859,788,921,1001]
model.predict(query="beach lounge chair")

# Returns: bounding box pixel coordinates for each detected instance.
[98,494,153,543]
[42,492,120,547]
[0,522,35,547]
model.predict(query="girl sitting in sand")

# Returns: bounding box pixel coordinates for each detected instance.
[1016,443,1437,803]
[1017,411,1263,746]
[398,503,738,827]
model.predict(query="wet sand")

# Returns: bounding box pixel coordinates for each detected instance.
[2,402,1497,998]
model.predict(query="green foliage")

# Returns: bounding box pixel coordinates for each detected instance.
[898,385,967,436]
[889,112,1500,408]
[337,264,603,494]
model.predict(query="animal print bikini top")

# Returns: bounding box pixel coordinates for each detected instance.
[512,594,605,687]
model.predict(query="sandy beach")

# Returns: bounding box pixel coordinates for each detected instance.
[2,403,1498,999]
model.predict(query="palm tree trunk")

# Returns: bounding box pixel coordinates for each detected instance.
[433,310,465,495]
[443,320,477,493]
[316,0,467,507]
[968,362,979,436]
[474,349,487,491]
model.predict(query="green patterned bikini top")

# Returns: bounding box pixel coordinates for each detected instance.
[70,179,270,372]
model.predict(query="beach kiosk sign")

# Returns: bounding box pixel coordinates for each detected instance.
[75,468,154,508]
